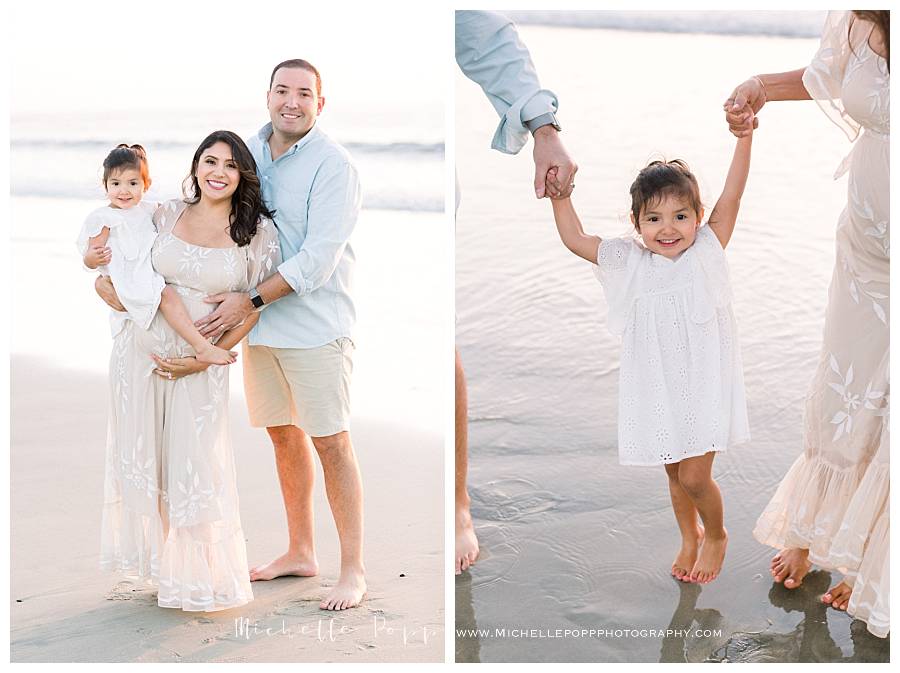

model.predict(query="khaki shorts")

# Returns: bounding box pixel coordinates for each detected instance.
[243,338,353,437]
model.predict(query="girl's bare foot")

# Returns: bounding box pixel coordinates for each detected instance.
[770,547,810,589]
[821,580,852,610]
[456,505,479,575]
[672,526,704,581]
[250,552,319,581]
[320,568,367,611]
[689,529,728,584]
[195,342,237,365]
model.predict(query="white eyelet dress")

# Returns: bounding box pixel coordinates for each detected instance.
[594,224,750,466]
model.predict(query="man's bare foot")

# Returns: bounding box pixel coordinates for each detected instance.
[320,569,367,611]
[770,547,810,589]
[456,505,479,575]
[250,552,319,581]
[672,526,704,582]
[689,529,728,584]
[821,580,852,610]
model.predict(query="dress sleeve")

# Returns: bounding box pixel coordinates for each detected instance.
[592,236,641,336]
[152,199,185,235]
[75,207,121,257]
[688,225,733,322]
[802,10,864,141]
[246,217,283,288]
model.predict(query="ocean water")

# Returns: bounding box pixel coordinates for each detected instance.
[455,16,889,663]
[10,100,446,434]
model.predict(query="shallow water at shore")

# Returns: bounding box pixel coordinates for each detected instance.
[455,22,889,662]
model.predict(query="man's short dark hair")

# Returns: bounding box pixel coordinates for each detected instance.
[269,59,322,97]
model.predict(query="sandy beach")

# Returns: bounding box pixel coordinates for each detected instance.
[11,358,442,663]
[10,208,446,663]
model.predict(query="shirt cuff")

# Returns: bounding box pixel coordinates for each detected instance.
[521,90,558,125]
[490,88,559,154]
[277,257,308,296]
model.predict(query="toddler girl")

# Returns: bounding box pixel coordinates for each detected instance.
[549,133,753,583]
[77,144,236,365]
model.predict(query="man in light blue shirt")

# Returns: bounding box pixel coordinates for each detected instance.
[455,11,578,575]
[195,59,366,611]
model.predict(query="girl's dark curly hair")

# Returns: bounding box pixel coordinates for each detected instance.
[182,130,276,246]
[629,158,703,229]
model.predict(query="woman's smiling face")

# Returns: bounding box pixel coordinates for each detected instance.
[194,141,241,203]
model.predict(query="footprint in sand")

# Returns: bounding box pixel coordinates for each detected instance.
[104,580,156,603]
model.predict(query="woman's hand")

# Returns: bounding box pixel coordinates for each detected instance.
[723,77,765,137]
[151,353,210,381]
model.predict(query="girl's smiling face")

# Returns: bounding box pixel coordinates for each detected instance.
[633,193,704,258]
[105,167,144,209]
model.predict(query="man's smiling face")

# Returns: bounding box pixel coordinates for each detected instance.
[267,67,324,140]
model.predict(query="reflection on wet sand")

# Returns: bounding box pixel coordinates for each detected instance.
[711,571,890,663]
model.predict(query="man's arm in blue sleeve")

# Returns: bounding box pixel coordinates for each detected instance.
[455,10,558,155]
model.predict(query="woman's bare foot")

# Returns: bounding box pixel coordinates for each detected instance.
[195,342,237,365]
[689,529,728,584]
[770,547,810,589]
[672,526,704,581]
[821,580,852,610]
[456,505,479,575]
[250,552,319,581]
[320,568,367,611]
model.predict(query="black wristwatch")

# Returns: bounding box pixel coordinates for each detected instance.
[525,111,562,135]
[249,288,265,310]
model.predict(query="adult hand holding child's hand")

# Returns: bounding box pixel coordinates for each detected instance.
[533,126,577,199]
[723,77,766,137]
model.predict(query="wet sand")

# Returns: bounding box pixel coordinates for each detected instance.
[455,23,889,663]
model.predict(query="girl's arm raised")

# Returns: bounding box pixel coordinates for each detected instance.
[551,197,602,264]
[707,134,752,249]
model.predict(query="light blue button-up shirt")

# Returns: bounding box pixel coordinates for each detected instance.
[456,10,559,155]
[247,123,361,349]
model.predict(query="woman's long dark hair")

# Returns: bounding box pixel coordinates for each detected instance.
[183,130,275,246]
[851,10,890,71]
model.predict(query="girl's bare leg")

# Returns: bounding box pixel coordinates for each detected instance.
[677,452,728,583]
[664,462,705,581]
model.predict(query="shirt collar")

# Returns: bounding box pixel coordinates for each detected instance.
[257,122,320,160]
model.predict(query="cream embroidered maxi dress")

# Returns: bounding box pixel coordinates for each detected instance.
[752,12,889,638]
[100,198,281,611]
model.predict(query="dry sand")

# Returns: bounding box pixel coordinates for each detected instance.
[11,357,444,663]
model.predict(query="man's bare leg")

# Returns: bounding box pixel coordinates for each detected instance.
[250,424,319,580]
[456,349,479,575]
[311,431,366,610]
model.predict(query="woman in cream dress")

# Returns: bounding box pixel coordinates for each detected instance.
[724,11,889,637]
[99,130,281,611]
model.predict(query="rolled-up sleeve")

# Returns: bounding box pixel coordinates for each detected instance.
[455,9,558,155]
[277,156,361,296]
